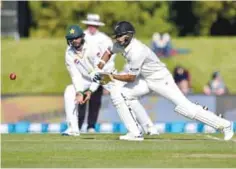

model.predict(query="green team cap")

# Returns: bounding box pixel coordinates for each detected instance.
[65,25,84,40]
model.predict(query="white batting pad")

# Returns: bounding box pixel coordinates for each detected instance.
[175,105,196,119]
[110,89,141,136]
[194,105,230,130]
[128,99,154,134]
[175,104,230,130]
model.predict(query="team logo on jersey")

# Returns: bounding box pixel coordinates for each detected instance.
[130,68,140,73]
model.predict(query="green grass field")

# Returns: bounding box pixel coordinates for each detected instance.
[1,37,236,94]
[1,134,236,168]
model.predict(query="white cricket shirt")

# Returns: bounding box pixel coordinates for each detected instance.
[65,41,114,93]
[110,38,171,80]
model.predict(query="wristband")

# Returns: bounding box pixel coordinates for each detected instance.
[98,59,106,65]
[106,49,111,54]
[76,91,83,96]
[86,89,93,93]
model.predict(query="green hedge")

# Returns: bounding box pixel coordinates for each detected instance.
[29,1,236,37]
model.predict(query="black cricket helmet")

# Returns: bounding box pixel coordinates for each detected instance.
[113,21,135,46]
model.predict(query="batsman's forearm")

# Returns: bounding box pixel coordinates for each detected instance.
[112,74,136,82]
[97,51,112,69]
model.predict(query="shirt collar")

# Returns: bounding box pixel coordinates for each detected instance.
[124,38,134,53]
[83,41,88,50]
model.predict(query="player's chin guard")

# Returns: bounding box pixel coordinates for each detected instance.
[65,25,85,50]
[113,21,135,47]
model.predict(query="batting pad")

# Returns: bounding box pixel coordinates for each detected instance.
[175,105,196,119]
[175,104,230,130]
[110,89,141,136]
[194,105,230,130]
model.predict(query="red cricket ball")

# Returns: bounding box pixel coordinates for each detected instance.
[10,73,16,80]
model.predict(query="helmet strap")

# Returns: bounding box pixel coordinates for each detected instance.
[73,38,85,51]
[67,34,85,51]
[76,38,85,50]
[123,33,133,47]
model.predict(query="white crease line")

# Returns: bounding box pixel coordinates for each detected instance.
[1,139,175,142]
[205,134,224,141]
[2,134,235,143]
[198,134,236,143]
[232,139,236,142]
[0,137,218,143]
[205,134,236,143]
[196,133,223,141]
[229,139,236,143]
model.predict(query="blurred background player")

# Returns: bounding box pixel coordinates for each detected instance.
[151,32,172,57]
[173,65,192,95]
[203,71,229,96]
[79,14,115,133]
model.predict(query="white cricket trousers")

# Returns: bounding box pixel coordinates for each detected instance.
[107,79,155,136]
[64,84,79,133]
[122,73,231,131]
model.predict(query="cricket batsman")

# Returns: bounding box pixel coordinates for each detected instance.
[62,24,158,137]
[94,21,234,141]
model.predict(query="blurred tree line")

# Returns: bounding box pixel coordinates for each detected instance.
[23,1,236,38]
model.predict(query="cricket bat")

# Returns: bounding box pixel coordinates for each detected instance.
[98,72,114,85]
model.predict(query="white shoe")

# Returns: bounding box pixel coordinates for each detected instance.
[147,126,159,136]
[62,129,80,136]
[119,133,144,141]
[223,125,234,141]
[62,128,71,136]
[87,128,96,133]
[71,132,80,136]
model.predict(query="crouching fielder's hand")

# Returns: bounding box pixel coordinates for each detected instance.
[75,92,84,105]
[82,90,92,104]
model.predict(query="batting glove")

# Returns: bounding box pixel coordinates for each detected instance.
[90,71,102,84]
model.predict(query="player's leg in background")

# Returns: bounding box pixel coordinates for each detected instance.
[146,74,234,141]
[87,85,103,133]
[121,78,159,135]
[78,102,86,130]
[106,82,143,141]
[63,84,80,136]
